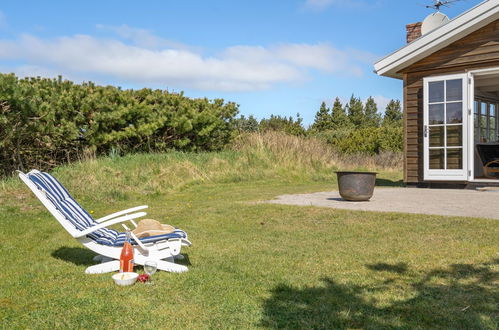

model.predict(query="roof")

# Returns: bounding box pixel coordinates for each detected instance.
[374,0,499,79]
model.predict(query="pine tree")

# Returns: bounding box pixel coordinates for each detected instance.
[346,95,364,128]
[383,99,402,126]
[259,113,306,136]
[364,96,381,127]
[330,97,350,129]
[311,101,333,131]
[234,115,259,132]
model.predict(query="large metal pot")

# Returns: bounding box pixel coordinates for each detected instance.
[335,171,377,201]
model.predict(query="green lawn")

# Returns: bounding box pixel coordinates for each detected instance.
[0,152,497,329]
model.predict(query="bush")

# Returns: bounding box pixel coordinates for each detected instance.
[0,74,238,176]
[259,114,306,136]
[315,126,403,155]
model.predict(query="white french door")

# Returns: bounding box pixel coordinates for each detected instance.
[423,74,469,181]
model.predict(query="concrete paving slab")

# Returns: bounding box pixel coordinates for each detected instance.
[267,188,499,220]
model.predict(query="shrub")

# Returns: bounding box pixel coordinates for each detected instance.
[315,126,403,155]
[259,114,306,136]
[0,74,238,176]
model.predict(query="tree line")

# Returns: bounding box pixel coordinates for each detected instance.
[0,73,403,176]
[311,96,402,131]
[234,95,403,155]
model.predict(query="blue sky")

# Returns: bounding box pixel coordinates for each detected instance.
[0,0,483,125]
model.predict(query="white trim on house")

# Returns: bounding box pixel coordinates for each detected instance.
[374,0,499,79]
[423,73,469,181]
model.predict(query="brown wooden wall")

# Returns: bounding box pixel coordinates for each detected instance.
[400,19,499,184]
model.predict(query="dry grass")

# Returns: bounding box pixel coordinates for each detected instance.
[0,132,402,205]
[233,131,403,172]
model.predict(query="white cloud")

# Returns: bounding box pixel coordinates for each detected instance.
[370,95,392,112]
[0,28,375,92]
[96,24,191,51]
[325,95,397,113]
[274,43,342,72]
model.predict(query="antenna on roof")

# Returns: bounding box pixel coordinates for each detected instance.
[425,0,463,12]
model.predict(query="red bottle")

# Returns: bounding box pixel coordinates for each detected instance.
[120,230,134,273]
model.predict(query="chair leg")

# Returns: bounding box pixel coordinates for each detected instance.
[85,260,120,274]
[93,255,114,263]
[156,259,188,273]
[134,256,188,273]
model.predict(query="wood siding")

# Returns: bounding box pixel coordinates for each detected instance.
[401,19,499,183]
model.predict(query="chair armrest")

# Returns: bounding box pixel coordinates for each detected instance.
[94,205,148,223]
[122,223,149,252]
[74,212,147,238]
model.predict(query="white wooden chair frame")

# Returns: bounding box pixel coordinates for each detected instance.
[19,170,191,274]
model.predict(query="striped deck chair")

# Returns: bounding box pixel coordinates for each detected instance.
[19,170,191,274]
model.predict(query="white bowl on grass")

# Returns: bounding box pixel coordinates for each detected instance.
[112,272,139,286]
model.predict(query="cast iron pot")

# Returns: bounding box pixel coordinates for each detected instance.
[335,171,377,201]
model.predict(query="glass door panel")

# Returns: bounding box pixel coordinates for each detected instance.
[447,149,463,169]
[447,125,462,146]
[429,149,445,169]
[475,100,499,143]
[424,74,468,180]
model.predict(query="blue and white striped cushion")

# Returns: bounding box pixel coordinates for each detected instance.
[28,171,187,247]
[28,172,72,200]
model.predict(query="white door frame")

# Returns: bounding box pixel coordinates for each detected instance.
[423,73,469,181]
[467,67,499,182]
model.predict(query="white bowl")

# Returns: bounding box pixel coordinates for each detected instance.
[112,272,139,286]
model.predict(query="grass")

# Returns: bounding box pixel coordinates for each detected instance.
[0,134,497,329]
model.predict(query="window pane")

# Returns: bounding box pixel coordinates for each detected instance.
[447,148,462,169]
[429,81,444,103]
[481,129,487,142]
[474,101,478,114]
[490,117,496,131]
[429,104,444,124]
[481,116,487,129]
[490,104,496,117]
[430,149,445,169]
[481,102,487,115]
[430,126,445,147]
[446,79,462,101]
[474,114,478,128]
[447,125,462,147]
[446,102,462,124]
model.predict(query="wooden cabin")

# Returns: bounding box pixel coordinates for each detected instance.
[374,1,499,187]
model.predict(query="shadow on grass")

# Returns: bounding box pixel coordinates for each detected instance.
[52,247,96,266]
[176,253,192,267]
[366,262,407,274]
[375,178,404,187]
[260,259,498,329]
[52,247,193,269]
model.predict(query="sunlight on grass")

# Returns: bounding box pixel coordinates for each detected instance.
[0,148,496,329]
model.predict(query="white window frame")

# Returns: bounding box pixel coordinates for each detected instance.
[468,67,499,181]
[423,73,469,181]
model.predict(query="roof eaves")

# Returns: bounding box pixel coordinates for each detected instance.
[374,0,499,79]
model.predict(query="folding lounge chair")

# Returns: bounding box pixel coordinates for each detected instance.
[19,170,191,274]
